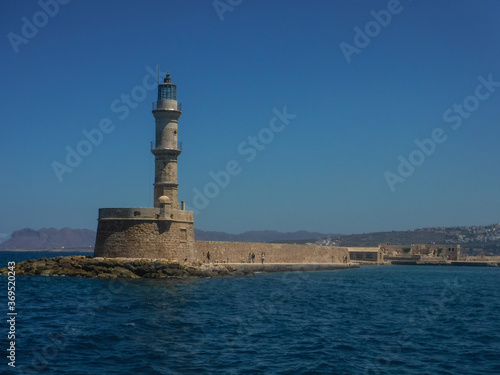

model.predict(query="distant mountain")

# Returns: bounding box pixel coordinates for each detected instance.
[2,224,499,255]
[308,223,500,256]
[0,227,331,250]
[309,229,448,247]
[194,229,331,243]
[0,228,96,250]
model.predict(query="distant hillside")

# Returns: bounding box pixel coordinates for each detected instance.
[305,229,448,247]
[0,228,331,250]
[2,224,499,255]
[194,229,331,243]
[307,224,500,256]
[0,228,96,250]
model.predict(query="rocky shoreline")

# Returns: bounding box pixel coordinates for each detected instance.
[0,256,358,279]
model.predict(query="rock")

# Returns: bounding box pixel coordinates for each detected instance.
[142,272,166,278]
[217,268,230,276]
[133,263,157,277]
[96,273,117,279]
[121,262,136,272]
[62,269,94,278]
[111,267,140,278]
[1,256,357,279]
[230,271,245,277]
[162,268,185,277]
[57,257,73,265]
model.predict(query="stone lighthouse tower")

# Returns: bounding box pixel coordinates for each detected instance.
[152,73,182,209]
[94,72,195,260]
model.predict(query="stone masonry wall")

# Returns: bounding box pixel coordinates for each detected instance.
[94,222,349,264]
[94,219,195,260]
[379,244,460,260]
[195,241,349,264]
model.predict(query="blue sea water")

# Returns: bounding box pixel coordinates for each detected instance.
[1,251,500,375]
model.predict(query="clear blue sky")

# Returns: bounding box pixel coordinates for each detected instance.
[1,0,499,239]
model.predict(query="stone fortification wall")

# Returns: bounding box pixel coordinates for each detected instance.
[94,219,195,260]
[347,247,381,263]
[463,256,500,262]
[95,222,349,264]
[379,243,460,260]
[98,207,193,222]
[195,241,348,264]
[98,207,160,219]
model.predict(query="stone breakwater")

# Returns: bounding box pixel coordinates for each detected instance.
[0,256,359,279]
[391,260,500,267]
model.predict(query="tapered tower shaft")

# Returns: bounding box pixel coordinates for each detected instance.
[152,73,182,209]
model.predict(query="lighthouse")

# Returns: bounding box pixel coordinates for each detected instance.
[94,71,195,260]
[152,73,182,209]
[92,69,352,264]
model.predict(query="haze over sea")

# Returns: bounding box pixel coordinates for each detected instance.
[2,251,500,374]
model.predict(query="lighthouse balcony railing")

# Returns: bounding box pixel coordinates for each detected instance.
[151,141,182,151]
[152,101,182,111]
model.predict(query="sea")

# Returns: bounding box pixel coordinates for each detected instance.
[1,250,499,375]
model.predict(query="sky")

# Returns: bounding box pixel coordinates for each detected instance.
[1,0,499,239]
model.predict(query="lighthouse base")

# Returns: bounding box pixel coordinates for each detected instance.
[94,207,195,261]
